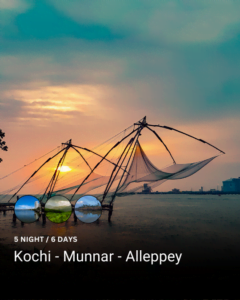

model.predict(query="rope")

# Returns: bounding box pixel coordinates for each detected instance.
[0,145,61,180]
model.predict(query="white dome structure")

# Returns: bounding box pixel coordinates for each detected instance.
[34,201,40,209]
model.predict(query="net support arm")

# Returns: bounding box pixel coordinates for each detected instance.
[70,127,140,201]
[68,136,141,175]
[8,146,67,202]
[72,146,92,172]
[109,127,143,204]
[44,146,70,200]
[146,126,176,164]
[102,137,134,201]
[148,124,225,154]
[102,135,137,203]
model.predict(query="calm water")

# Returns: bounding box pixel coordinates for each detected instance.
[14,210,39,223]
[1,194,240,267]
[75,210,102,223]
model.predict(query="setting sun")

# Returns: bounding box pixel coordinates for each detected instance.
[58,166,72,172]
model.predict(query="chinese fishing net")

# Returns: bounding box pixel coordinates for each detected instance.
[0,119,221,205]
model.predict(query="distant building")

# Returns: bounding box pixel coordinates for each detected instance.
[34,201,40,210]
[172,188,180,193]
[199,187,203,192]
[222,178,240,192]
[142,183,152,193]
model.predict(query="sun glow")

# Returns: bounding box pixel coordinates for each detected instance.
[58,166,72,172]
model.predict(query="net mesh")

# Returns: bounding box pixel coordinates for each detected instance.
[0,125,135,203]
[52,140,217,204]
[0,121,219,204]
[117,141,217,194]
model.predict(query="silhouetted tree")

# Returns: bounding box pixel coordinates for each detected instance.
[0,129,8,163]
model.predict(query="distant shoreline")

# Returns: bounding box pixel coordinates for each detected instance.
[75,206,102,211]
[136,191,240,195]
[14,208,41,212]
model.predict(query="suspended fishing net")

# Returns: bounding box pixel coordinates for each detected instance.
[0,123,136,204]
[52,140,218,204]
[0,117,223,205]
[0,145,64,203]
[116,141,217,194]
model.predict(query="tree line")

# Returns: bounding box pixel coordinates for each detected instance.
[0,129,7,163]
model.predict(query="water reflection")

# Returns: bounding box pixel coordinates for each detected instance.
[75,210,101,223]
[75,195,102,223]
[15,210,40,223]
[1,194,240,269]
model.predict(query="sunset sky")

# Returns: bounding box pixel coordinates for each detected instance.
[0,0,240,192]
